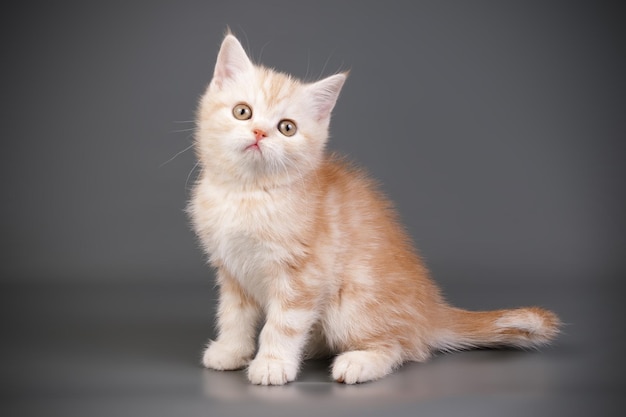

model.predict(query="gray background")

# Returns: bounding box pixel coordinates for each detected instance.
[1,1,624,416]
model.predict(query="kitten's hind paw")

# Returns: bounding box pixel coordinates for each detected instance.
[202,341,252,371]
[332,350,397,384]
[247,356,298,385]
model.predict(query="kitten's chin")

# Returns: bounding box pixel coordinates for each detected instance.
[235,160,303,190]
[242,145,265,163]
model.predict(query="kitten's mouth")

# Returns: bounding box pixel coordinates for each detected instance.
[245,143,262,153]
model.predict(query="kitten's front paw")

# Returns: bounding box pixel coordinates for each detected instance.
[247,356,298,385]
[202,341,252,371]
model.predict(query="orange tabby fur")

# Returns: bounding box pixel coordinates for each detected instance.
[189,33,560,385]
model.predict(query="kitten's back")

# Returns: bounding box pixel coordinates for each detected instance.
[309,155,559,360]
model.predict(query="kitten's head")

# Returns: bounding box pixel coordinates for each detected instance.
[196,33,347,188]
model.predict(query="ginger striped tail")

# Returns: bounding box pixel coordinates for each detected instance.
[433,306,561,352]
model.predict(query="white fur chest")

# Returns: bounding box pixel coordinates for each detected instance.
[191,179,306,299]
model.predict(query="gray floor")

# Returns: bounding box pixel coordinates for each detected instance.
[2,275,622,417]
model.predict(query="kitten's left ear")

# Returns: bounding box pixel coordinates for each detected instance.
[211,34,254,89]
[306,72,348,122]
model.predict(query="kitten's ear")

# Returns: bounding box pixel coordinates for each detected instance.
[211,34,254,89]
[307,72,348,122]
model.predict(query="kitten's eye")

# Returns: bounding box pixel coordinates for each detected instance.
[232,103,252,120]
[278,119,297,137]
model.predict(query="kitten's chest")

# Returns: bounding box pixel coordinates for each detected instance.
[191,182,306,278]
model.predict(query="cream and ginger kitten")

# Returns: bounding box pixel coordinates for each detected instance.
[188,33,560,385]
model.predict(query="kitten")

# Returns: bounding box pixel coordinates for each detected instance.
[188,33,560,385]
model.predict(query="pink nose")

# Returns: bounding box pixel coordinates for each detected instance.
[253,129,267,141]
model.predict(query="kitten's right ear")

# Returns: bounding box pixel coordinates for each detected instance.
[211,34,254,89]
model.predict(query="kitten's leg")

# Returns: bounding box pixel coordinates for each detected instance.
[203,270,260,371]
[332,346,403,384]
[247,294,318,385]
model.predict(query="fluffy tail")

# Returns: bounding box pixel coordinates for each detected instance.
[432,306,560,352]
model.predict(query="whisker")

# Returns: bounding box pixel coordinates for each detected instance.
[237,26,252,60]
[170,127,196,133]
[258,40,271,62]
[304,49,311,81]
[319,47,337,78]
[185,161,201,191]
[160,143,195,167]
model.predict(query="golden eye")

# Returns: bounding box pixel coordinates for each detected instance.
[232,103,252,120]
[278,119,297,137]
